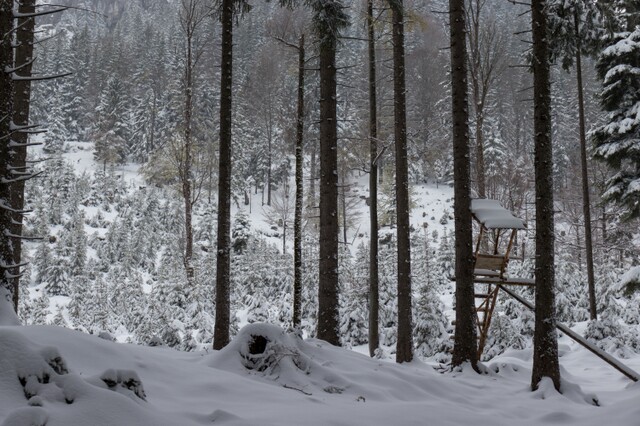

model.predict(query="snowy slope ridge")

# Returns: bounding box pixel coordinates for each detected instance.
[2,323,640,426]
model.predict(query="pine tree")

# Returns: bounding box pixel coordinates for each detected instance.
[592,28,640,219]
[45,248,69,297]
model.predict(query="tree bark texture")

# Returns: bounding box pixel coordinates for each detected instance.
[214,0,233,350]
[390,0,413,364]
[531,0,561,391]
[316,4,341,346]
[0,1,16,299]
[10,0,36,311]
[574,11,597,321]
[367,0,380,358]
[181,3,195,285]
[293,34,305,329]
[449,0,478,370]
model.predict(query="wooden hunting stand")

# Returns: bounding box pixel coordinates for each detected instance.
[468,199,639,382]
[470,199,533,358]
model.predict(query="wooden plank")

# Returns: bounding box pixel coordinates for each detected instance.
[475,254,505,271]
[473,277,536,286]
[498,285,640,382]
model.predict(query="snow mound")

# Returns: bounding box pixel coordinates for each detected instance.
[210,323,353,396]
[0,287,20,326]
[0,327,167,426]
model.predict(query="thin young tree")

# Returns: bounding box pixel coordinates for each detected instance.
[466,0,506,198]
[388,0,413,364]
[547,0,609,321]
[367,0,380,358]
[531,0,561,391]
[270,16,307,328]
[179,0,208,285]
[449,0,478,370]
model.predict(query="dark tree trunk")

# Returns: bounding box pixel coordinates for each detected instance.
[181,5,195,285]
[267,123,272,206]
[341,168,348,245]
[531,0,561,391]
[213,0,233,350]
[10,0,36,311]
[316,6,340,347]
[449,0,478,370]
[0,1,16,300]
[574,11,597,321]
[367,0,380,358]
[475,112,486,198]
[390,0,413,364]
[293,34,305,329]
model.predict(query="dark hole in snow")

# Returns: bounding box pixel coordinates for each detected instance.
[249,335,268,355]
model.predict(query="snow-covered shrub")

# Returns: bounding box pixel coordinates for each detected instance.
[482,314,526,361]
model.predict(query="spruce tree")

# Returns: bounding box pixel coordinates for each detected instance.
[592,28,640,219]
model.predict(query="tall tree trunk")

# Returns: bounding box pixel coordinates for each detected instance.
[309,146,316,208]
[293,34,305,329]
[574,10,597,321]
[183,16,195,285]
[0,1,16,300]
[11,0,36,311]
[367,0,380,358]
[316,4,341,347]
[267,119,272,206]
[475,111,486,198]
[213,0,233,350]
[449,0,478,370]
[341,168,348,245]
[531,0,561,391]
[390,0,413,364]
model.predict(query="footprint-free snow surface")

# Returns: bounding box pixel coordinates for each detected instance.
[2,314,640,426]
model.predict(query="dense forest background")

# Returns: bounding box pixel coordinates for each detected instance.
[17,0,640,361]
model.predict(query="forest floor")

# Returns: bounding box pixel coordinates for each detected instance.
[1,315,640,426]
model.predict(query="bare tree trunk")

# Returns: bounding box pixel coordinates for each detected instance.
[316,5,341,347]
[341,168,348,245]
[449,0,478,370]
[213,0,233,350]
[574,10,597,321]
[267,117,272,206]
[0,0,17,300]
[181,4,195,285]
[10,0,36,311]
[390,0,413,364]
[531,0,560,391]
[367,0,380,358]
[293,34,305,329]
[469,5,485,198]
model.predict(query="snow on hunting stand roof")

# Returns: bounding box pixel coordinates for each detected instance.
[470,199,526,230]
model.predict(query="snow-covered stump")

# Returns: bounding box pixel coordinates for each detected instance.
[212,323,352,396]
[234,324,310,374]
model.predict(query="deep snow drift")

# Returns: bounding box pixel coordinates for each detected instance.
[3,299,640,426]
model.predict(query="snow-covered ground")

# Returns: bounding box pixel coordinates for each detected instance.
[2,297,640,426]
